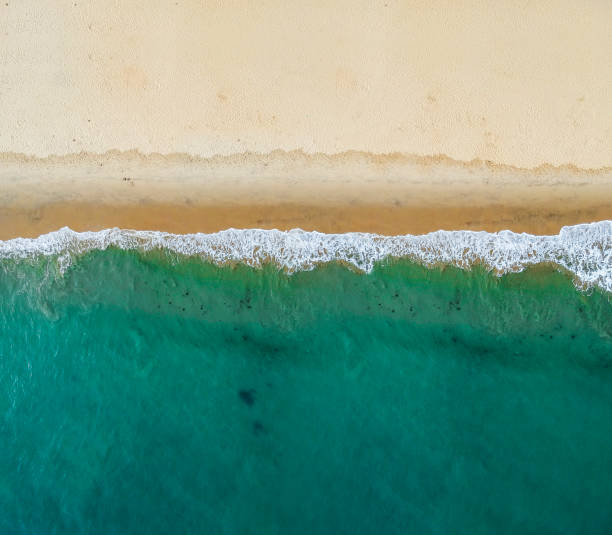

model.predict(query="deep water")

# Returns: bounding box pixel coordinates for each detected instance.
[1,250,612,534]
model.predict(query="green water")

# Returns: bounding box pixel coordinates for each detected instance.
[1,249,611,534]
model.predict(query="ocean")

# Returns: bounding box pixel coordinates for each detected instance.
[1,223,611,534]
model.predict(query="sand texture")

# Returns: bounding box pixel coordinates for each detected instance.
[1,1,611,169]
[1,2,611,237]
[1,151,610,239]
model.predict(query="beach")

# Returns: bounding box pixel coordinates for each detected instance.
[2,1,612,532]
[3,1,610,241]
[2,151,611,240]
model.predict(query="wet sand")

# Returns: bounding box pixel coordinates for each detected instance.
[1,151,611,239]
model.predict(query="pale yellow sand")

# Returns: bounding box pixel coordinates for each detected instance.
[1,1,611,169]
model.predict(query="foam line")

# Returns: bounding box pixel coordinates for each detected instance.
[1,222,611,292]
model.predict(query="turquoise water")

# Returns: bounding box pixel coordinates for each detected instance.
[1,248,612,534]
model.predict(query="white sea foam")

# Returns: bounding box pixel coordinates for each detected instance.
[1,222,611,292]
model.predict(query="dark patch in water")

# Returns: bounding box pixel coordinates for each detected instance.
[239,389,256,407]
[253,421,266,436]
[239,289,254,311]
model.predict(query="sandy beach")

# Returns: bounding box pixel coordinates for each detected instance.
[1,151,611,239]
[2,2,611,239]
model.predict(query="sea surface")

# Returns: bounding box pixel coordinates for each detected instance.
[1,225,611,534]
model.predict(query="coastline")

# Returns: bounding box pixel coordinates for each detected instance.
[1,150,611,239]
[2,223,611,294]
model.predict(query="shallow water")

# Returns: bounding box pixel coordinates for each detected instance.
[1,249,612,534]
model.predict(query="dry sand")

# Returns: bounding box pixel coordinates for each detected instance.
[1,1,611,169]
[1,151,610,239]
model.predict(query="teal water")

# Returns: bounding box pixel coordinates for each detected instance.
[1,249,612,534]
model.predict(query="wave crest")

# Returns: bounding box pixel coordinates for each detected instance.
[1,222,611,292]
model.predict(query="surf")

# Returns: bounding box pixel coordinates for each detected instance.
[1,221,611,293]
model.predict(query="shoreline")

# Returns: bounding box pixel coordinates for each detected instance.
[2,222,611,294]
[1,151,611,239]
[2,201,612,240]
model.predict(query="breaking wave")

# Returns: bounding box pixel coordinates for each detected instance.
[1,222,611,292]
